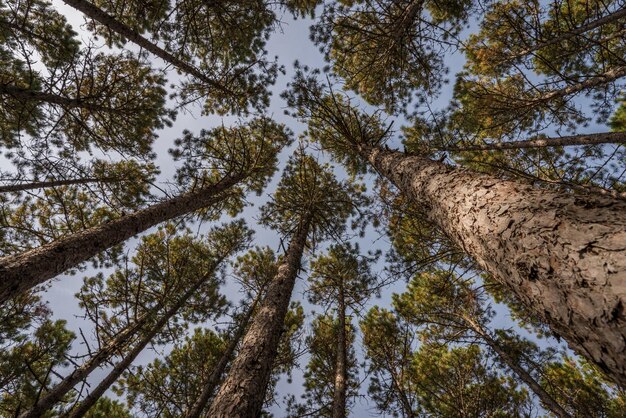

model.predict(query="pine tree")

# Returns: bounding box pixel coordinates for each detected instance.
[17,221,248,418]
[286,74,626,385]
[0,118,290,303]
[207,152,366,417]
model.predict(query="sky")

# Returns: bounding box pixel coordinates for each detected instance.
[13,1,585,416]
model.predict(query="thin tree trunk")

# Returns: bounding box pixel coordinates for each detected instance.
[0,177,120,193]
[464,317,571,418]
[184,295,261,418]
[443,131,626,152]
[536,65,626,102]
[507,8,626,62]
[332,284,348,418]
[63,265,223,418]
[61,0,232,96]
[0,173,242,304]
[0,84,121,113]
[358,145,626,386]
[17,308,158,418]
[207,217,312,417]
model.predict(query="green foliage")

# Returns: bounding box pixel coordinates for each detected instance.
[541,356,626,418]
[259,151,367,243]
[360,307,532,417]
[77,221,249,346]
[288,314,359,417]
[170,117,292,220]
[82,397,131,418]
[285,69,391,176]
[311,0,474,114]
[0,159,157,260]
[0,319,76,417]
[120,328,227,417]
[308,242,378,307]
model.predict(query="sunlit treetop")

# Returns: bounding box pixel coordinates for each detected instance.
[454,0,626,139]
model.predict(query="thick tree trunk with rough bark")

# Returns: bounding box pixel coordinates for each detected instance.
[464,317,570,418]
[0,84,121,112]
[185,295,260,418]
[332,285,348,418]
[0,174,241,304]
[359,145,626,385]
[444,131,626,152]
[65,267,221,418]
[61,0,232,96]
[0,177,119,193]
[207,218,311,418]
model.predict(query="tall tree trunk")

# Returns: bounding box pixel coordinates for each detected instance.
[332,284,348,418]
[507,7,626,62]
[443,131,626,151]
[61,0,232,96]
[358,145,626,385]
[64,266,223,418]
[0,84,122,113]
[0,173,242,304]
[207,217,312,417]
[464,317,571,418]
[0,177,120,193]
[185,294,261,418]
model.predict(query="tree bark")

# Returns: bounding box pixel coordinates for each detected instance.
[0,173,242,304]
[332,284,348,418]
[464,317,571,418]
[359,145,626,386]
[60,0,233,96]
[206,217,311,417]
[443,131,626,152]
[63,265,223,418]
[184,294,261,418]
[0,177,120,193]
[0,84,121,113]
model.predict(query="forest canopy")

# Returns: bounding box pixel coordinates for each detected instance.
[0,0,625,417]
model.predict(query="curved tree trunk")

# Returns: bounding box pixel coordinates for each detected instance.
[0,173,242,304]
[64,265,223,418]
[61,0,232,96]
[537,65,626,102]
[359,145,626,386]
[332,284,348,418]
[185,295,261,418]
[444,131,626,152]
[464,317,571,418]
[207,217,311,417]
[0,177,119,193]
